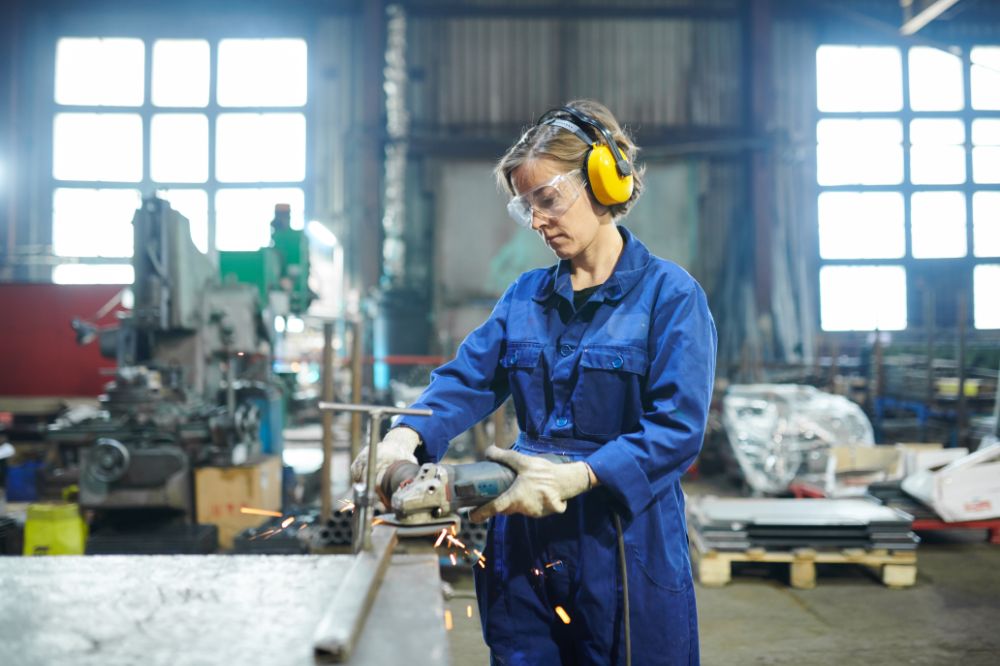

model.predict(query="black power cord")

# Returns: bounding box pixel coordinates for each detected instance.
[612,512,631,666]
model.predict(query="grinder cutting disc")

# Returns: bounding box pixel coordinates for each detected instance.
[377,513,461,537]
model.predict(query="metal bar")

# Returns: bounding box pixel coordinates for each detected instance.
[350,319,364,462]
[358,411,382,552]
[320,321,335,523]
[318,402,433,417]
[900,0,964,36]
[313,524,399,663]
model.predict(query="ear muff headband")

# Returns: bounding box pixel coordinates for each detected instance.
[537,106,634,206]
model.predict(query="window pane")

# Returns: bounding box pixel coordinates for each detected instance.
[911,191,967,259]
[53,188,141,257]
[974,265,1000,329]
[816,119,903,186]
[156,189,209,253]
[216,113,306,182]
[152,39,210,107]
[973,148,1000,184]
[972,119,1000,184]
[151,114,208,183]
[909,47,963,111]
[816,46,902,112]
[215,188,304,251]
[55,38,144,106]
[973,192,1000,257]
[217,38,307,107]
[971,47,1000,110]
[53,113,143,182]
[910,119,966,185]
[820,265,907,331]
[818,192,904,259]
[53,264,134,285]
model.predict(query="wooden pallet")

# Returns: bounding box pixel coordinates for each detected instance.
[689,527,918,589]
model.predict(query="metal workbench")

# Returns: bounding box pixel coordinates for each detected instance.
[0,553,450,665]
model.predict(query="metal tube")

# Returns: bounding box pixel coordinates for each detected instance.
[319,402,432,417]
[360,410,383,552]
[320,321,335,523]
[350,320,364,461]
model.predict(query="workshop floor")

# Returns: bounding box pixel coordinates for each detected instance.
[441,478,1000,665]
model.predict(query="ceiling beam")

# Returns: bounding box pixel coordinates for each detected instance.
[900,0,964,36]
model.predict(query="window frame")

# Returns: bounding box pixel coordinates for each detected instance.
[815,40,1000,333]
[45,17,314,279]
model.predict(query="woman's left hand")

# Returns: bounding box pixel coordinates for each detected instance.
[469,445,594,522]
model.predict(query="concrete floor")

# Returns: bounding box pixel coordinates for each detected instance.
[441,480,1000,665]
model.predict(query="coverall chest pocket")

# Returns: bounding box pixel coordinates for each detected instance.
[572,346,648,438]
[500,342,544,434]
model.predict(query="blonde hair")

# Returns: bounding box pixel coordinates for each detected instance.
[494,99,645,220]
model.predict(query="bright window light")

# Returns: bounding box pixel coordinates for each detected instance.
[911,191,967,259]
[53,264,134,285]
[217,38,308,107]
[972,119,1000,184]
[156,189,209,253]
[817,119,903,186]
[816,46,902,112]
[909,119,966,185]
[285,316,306,333]
[152,39,210,107]
[150,114,208,183]
[818,192,904,259]
[215,187,304,251]
[53,113,143,182]
[820,265,907,331]
[973,192,1000,257]
[52,188,141,257]
[908,47,963,112]
[216,113,306,182]
[307,220,338,247]
[973,265,1000,329]
[55,38,144,106]
[971,47,1000,110]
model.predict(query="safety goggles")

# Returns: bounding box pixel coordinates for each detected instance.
[505,172,586,228]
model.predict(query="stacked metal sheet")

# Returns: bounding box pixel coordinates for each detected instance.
[689,497,918,551]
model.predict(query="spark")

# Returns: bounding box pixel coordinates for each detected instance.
[433,529,448,548]
[531,568,543,577]
[554,606,571,625]
[450,525,458,535]
[449,553,458,566]
[337,500,355,513]
[444,609,453,631]
[544,560,563,569]
[471,548,486,566]
[466,605,473,618]
[280,516,295,529]
[240,507,282,518]
[446,534,466,549]
[298,524,308,532]
[478,559,486,569]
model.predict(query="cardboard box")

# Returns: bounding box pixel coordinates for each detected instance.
[823,445,904,496]
[895,443,968,476]
[195,456,282,550]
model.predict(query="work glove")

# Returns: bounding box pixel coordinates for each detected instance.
[469,445,593,523]
[350,426,421,486]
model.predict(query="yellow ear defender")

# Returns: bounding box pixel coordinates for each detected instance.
[537,106,634,207]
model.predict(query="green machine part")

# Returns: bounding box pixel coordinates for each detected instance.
[271,228,312,315]
[218,249,281,307]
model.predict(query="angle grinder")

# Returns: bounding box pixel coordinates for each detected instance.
[378,454,568,530]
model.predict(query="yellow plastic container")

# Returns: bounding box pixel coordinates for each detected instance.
[23,503,88,556]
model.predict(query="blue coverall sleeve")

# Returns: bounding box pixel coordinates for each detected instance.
[585,283,717,517]
[394,283,516,461]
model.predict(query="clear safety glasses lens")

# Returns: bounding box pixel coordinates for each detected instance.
[505,173,583,228]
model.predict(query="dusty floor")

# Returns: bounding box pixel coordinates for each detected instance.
[441,479,1000,665]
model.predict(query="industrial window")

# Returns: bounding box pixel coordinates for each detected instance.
[815,44,1000,331]
[51,36,308,283]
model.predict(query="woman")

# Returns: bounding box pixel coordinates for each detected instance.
[352,99,717,665]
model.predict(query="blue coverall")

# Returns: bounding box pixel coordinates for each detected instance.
[398,226,718,665]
